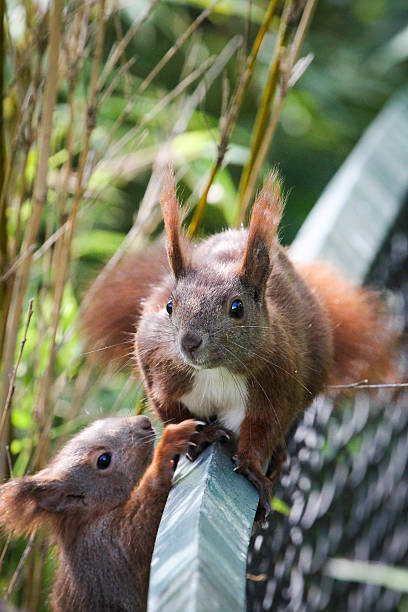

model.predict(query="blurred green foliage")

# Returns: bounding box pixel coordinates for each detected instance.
[1,0,408,608]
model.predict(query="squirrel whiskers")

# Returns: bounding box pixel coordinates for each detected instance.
[82,169,397,520]
[0,416,199,611]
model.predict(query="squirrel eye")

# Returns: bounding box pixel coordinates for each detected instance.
[230,299,244,318]
[96,452,112,470]
[166,300,173,315]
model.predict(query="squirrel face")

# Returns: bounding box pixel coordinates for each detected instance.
[48,415,155,511]
[0,415,155,535]
[166,265,269,371]
[158,169,282,374]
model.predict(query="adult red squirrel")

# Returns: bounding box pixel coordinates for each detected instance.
[82,170,394,519]
[0,416,199,611]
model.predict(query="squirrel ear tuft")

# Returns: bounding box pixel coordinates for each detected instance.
[240,171,284,295]
[160,167,186,279]
[0,476,78,536]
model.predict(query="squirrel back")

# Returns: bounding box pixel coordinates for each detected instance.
[0,416,198,611]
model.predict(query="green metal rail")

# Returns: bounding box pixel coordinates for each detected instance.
[147,86,408,612]
[148,442,257,612]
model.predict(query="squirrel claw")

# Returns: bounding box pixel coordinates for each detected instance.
[232,454,273,523]
[186,423,233,461]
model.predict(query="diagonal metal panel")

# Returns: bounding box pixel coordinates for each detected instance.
[148,442,258,612]
[290,86,408,283]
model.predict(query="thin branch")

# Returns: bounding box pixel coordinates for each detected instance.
[236,0,293,220]
[188,0,280,237]
[0,299,34,453]
[99,0,222,161]
[236,0,319,224]
[0,0,63,482]
[329,381,408,390]
[32,0,107,472]
[5,532,36,601]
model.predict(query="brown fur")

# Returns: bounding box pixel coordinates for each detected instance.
[240,171,283,292]
[297,263,396,385]
[81,243,169,367]
[0,417,198,611]
[160,168,188,279]
[81,171,396,519]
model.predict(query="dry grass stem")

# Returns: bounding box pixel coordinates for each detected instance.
[0,0,63,481]
[32,0,107,472]
[188,0,280,237]
[93,35,241,285]
[330,381,408,390]
[236,0,319,224]
[98,0,223,161]
[0,298,34,442]
[236,0,294,222]
[5,532,36,601]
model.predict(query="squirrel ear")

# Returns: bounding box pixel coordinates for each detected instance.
[160,167,186,279]
[0,477,79,536]
[240,171,284,295]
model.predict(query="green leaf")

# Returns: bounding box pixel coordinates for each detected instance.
[72,230,125,259]
[325,558,408,593]
[271,496,290,515]
[11,408,33,430]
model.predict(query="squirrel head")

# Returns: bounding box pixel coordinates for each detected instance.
[0,415,155,537]
[160,170,284,371]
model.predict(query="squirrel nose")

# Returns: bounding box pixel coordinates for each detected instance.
[138,416,153,430]
[181,332,202,354]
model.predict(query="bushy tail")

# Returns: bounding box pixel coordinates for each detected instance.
[297,263,398,385]
[81,242,169,367]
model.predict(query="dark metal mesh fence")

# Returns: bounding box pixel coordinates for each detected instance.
[247,203,408,611]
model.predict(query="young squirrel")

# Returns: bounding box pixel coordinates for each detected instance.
[0,416,199,611]
[82,170,395,519]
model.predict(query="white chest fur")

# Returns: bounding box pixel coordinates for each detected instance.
[180,367,247,434]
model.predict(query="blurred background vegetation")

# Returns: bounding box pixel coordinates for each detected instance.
[1,0,408,608]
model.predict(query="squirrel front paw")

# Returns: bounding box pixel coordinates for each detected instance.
[161,419,202,460]
[185,423,231,462]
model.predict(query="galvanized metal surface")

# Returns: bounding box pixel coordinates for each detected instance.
[148,441,258,612]
[290,86,408,283]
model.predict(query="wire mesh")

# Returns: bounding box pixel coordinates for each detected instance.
[247,202,408,611]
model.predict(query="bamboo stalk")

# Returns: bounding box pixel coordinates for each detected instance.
[0,0,9,361]
[0,0,63,482]
[5,532,36,602]
[0,299,33,443]
[236,0,293,221]
[236,0,319,224]
[188,0,280,237]
[32,0,106,472]
[100,0,222,159]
